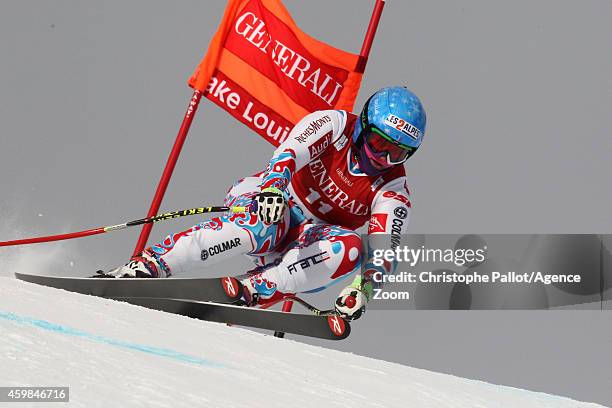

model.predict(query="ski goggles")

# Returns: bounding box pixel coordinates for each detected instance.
[363,126,417,165]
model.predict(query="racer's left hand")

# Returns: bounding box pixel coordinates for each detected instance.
[335,286,368,321]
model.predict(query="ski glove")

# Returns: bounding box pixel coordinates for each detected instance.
[255,187,286,224]
[335,286,368,321]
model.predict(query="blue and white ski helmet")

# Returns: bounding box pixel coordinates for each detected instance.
[353,86,427,153]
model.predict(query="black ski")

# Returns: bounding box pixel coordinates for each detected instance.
[14,273,243,303]
[115,297,351,341]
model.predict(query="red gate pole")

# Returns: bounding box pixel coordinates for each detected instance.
[274,0,386,337]
[132,90,203,256]
[359,0,386,65]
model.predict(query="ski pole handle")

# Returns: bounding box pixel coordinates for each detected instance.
[0,205,248,247]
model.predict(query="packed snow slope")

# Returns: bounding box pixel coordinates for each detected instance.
[0,278,604,408]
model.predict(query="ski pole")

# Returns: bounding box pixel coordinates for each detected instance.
[259,294,337,316]
[0,205,248,247]
[289,296,337,316]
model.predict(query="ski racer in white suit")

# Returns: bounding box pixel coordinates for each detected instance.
[106,86,427,320]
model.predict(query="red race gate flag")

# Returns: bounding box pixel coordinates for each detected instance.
[189,0,365,146]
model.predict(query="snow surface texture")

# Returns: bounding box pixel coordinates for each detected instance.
[0,278,604,408]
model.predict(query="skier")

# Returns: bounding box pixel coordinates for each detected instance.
[103,86,426,321]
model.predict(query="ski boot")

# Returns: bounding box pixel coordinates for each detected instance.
[240,273,283,306]
[92,251,168,278]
